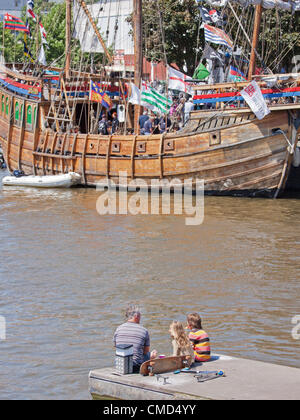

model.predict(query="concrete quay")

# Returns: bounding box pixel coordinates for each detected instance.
[89,354,300,400]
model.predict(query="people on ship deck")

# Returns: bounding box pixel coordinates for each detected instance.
[186,313,211,363]
[114,305,157,373]
[143,117,154,135]
[98,116,109,135]
[139,111,150,134]
[111,112,120,134]
[184,98,195,124]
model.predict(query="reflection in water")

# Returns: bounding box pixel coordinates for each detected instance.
[0,170,300,399]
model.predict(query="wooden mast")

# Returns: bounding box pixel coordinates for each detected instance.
[248,4,262,80]
[133,0,143,134]
[65,0,72,79]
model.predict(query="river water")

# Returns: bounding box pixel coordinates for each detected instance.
[0,168,299,399]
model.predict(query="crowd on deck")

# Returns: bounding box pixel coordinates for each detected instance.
[98,94,196,136]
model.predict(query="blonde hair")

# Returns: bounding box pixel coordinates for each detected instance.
[169,321,191,349]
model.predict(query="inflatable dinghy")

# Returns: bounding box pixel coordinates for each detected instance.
[2,172,81,188]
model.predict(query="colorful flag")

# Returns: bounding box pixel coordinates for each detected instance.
[193,63,210,80]
[4,14,30,34]
[23,40,34,63]
[168,66,193,95]
[27,8,36,22]
[90,81,112,109]
[204,24,233,50]
[26,0,36,20]
[228,66,247,82]
[141,81,172,115]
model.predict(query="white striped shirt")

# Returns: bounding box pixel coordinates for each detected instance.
[114,322,150,366]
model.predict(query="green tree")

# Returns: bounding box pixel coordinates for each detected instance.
[136,0,300,76]
[1,0,65,65]
[258,9,300,72]
[140,0,202,76]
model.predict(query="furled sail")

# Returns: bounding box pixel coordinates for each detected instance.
[202,0,300,11]
[73,0,134,54]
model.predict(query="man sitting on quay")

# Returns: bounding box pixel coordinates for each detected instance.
[114,305,157,372]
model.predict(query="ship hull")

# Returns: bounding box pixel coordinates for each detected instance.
[0,89,299,198]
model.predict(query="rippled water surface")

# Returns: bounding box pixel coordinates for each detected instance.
[0,169,299,399]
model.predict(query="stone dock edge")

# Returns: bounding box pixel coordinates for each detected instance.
[88,354,300,400]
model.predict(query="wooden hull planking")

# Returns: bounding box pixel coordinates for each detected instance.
[0,89,299,198]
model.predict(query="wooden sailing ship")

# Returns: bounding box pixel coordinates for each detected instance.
[0,0,299,197]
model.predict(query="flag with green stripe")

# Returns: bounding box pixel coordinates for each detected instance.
[141,81,172,115]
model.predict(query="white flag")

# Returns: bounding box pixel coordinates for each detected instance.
[38,44,47,66]
[240,81,270,120]
[168,66,193,95]
[128,82,141,105]
[39,23,49,47]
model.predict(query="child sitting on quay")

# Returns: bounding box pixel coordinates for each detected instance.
[169,321,194,367]
[186,313,211,363]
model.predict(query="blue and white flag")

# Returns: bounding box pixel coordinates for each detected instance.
[204,24,233,50]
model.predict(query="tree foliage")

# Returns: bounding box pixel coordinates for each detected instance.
[258,9,300,72]
[2,0,65,66]
[141,0,202,75]
[0,0,299,75]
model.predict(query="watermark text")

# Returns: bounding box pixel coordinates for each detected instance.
[96,172,205,226]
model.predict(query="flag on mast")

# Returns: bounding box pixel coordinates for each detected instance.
[39,22,49,48]
[168,66,193,95]
[193,63,210,80]
[23,40,34,63]
[4,14,30,34]
[38,44,47,66]
[90,81,112,109]
[27,0,37,22]
[204,24,233,50]
[141,81,172,115]
[228,66,247,82]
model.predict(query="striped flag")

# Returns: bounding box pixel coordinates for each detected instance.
[27,0,37,22]
[4,14,30,34]
[141,81,172,115]
[168,66,193,95]
[228,66,247,82]
[204,24,233,50]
